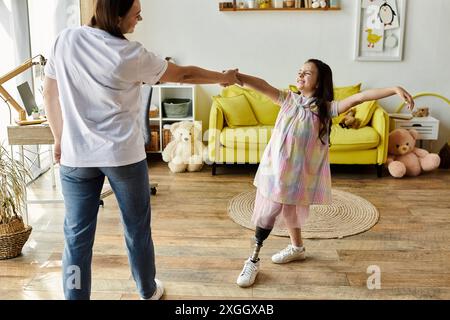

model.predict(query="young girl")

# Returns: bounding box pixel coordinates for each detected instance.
[235,59,414,288]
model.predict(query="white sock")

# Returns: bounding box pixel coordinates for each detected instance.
[292,245,304,251]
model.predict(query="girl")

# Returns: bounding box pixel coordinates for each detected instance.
[235,59,414,287]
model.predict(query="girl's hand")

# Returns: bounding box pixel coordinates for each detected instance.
[395,86,415,111]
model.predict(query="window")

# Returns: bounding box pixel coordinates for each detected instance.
[0,0,80,179]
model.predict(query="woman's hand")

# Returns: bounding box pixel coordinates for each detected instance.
[221,69,243,87]
[395,86,415,111]
[54,142,61,164]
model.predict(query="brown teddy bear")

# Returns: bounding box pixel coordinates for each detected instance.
[387,128,440,178]
[339,108,361,129]
[412,107,429,117]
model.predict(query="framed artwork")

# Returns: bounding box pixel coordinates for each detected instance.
[355,0,406,61]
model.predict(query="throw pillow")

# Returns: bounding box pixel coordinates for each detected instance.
[354,100,378,127]
[214,94,259,128]
[334,83,361,101]
[242,90,280,125]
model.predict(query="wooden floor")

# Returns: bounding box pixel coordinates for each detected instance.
[1,158,449,300]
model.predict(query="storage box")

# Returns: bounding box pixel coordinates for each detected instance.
[163,99,191,118]
[162,128,173,150]
[391,116,439,140]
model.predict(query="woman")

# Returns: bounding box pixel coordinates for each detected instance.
[43,0,240,300]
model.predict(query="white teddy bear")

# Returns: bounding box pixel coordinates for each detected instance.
[162,121,207,173]
[312,0,327,8]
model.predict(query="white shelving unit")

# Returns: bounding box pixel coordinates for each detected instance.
[145,84,196,153]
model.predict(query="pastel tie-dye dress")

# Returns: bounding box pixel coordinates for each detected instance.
[252,91,339,227]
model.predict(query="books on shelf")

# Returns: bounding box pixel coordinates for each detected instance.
[389,113,413,120]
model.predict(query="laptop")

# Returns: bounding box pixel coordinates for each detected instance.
[17,82,40,116]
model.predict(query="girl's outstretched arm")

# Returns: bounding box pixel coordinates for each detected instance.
[237,72,280,103]
[338,86,415,114]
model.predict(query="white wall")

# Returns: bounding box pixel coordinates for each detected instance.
[132,0,450,151]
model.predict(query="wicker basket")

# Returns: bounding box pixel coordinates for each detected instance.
[0,218,32,260]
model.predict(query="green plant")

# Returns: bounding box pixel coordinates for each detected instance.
[31,106,39,114]
[0,143,29,225]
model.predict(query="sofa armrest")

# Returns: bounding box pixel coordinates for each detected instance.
[208,101,224,163]
[371,104,390,164]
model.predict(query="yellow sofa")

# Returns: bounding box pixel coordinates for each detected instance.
[208,85,389,177]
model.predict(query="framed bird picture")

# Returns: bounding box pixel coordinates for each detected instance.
[355,0,406,61]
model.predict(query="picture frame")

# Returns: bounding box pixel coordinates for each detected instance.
[354,0,406,61]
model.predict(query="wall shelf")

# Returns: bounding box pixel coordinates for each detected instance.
[219,7,340,11]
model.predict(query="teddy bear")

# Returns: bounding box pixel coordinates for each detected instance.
[162,121,208,173]
[312,0,327,8]
[339,108,361,129]
[412,107,429,118]
[386,128,440,178]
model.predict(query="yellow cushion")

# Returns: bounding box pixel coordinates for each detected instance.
[332,100,378,127]
[242,90,280,125]
[220,125,274,149]
[330,125,380,151]
[214,95,258,128]
[334,83,361,101]
[354,100,378,127]
[221,85,280,125]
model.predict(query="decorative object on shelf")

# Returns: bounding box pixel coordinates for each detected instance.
[312,0,327,9]
[149,105,159,118]
[273,0,284,8]
[0,143,32,260]
[386,129,440,178]
[219,2,235,9]
[284,0,295,8]
[246,0,256,8]
[163,98,192,118]
[355,0,406,61]
[258,0,271,8]
[329,0,340,8]
[411,107,429,118]
[162,121,207,173]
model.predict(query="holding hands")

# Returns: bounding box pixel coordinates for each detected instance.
[221,69,243,87]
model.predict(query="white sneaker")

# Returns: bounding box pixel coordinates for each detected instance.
[271,245,306,264]
[237,258,260,288]
[141,279,164,300]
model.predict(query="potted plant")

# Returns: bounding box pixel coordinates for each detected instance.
[0,143,32,260]
[31,107,40,120]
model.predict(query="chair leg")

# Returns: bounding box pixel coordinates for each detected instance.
[376,164,383,178]
[212,163,217,176]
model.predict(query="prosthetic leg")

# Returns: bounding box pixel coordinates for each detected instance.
[249,227,272,262]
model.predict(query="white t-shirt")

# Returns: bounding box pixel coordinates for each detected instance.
[45,26,168,167]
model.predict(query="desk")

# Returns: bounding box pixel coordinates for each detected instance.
[6,124,155,221]
[7,124,59,224]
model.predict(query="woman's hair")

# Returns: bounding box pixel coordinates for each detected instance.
[306,59,334,145]
[90,0,135,39]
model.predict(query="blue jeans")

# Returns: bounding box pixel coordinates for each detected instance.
[59,160,156,300]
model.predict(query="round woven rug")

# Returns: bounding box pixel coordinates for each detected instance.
[228,189,379,239]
